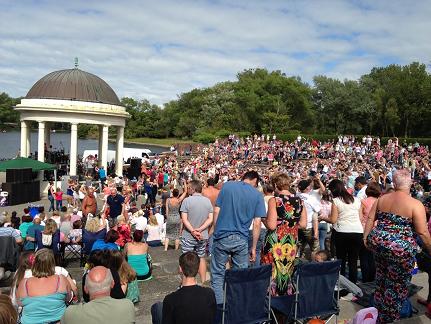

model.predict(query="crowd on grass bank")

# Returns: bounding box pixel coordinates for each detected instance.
[1,134,431,323]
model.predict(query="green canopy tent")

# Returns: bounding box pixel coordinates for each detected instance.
[0,157,56,172]
[0,158,58,199]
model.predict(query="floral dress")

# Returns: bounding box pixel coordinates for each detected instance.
[367,211,418,324]
[261,194,303,296]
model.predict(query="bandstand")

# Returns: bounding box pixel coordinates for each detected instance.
[14,65,129,176]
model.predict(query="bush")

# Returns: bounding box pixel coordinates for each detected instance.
[193,132,216,144]
[235,131,252,138]
[214,129,231,138]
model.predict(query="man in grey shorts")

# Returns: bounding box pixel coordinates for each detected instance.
[180,180,213,284]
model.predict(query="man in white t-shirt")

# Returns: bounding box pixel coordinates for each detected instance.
[354,176,368,200]
[297,179,320,259]
[130,210,147,232]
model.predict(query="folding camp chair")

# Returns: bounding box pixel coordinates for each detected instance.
[219,264,272,324]
[81,228,107,266]
[272,260,341,324]
[61,242,82,265]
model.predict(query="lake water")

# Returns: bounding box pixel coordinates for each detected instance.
[0,131,167,159]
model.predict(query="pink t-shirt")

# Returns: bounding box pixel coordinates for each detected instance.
[360,197,377,229]
[54,192,63,201]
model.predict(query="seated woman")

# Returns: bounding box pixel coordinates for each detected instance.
[82,249,125,302]
[35,219,68,264]
[91,229,120,251]
[116,215,131,248]
[146,214,162,247]
[68,220,83,244]
[0,294,18,324]
[16,249,71,324]
[10,251,35,310]
[119,259,140,304]
[124,230,152,280]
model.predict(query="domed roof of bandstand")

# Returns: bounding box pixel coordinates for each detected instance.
[25,68,121,106]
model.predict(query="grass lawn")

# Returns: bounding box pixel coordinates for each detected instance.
[125,137,196,147]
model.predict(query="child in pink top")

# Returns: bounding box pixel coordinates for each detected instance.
[54,188,63,210]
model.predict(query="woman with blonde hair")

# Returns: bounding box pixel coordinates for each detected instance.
[35,219,66,261]
[85,216,105,233]
[146,213,162,247]
[16,249,71,324]
[364,169,431,323]
[261,173,307,297]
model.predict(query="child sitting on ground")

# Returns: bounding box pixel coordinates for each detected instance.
[314,250,363,299]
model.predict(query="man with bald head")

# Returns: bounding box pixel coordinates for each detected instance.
[61,266,135,324]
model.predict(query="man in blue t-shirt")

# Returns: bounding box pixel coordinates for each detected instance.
[106,188,125,227]
[210,171,266,304]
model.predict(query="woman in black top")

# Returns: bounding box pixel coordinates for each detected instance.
[82,250,125,302]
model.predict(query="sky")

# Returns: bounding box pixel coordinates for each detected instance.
[1,0,430,105]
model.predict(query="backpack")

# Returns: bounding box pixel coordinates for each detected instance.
[399,298,414,318]
[41,233,53,247]
[353,307,378,324]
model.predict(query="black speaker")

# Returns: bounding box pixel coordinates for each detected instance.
[22,168,33,182]
[127,168,140,180]
[130,158,142,170]
[1,181,40,205]
[6,169,18,183]
[6,168,33,183]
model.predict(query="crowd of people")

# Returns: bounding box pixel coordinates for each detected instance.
[1,134,431,323]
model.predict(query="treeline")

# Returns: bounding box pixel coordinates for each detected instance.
[122,62,431,141]
[2,62,431,141]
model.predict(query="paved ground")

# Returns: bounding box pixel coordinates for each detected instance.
[0,241,429,323]
[2,196,430,322]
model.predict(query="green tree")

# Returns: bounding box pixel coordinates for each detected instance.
[385,98,400,136]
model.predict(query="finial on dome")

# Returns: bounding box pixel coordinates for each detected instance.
[74,57,79,69]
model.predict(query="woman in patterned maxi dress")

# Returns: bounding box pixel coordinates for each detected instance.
[261,173,307,296]
[364,169,431,323]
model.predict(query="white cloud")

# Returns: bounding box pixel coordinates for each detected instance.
[0,0,430,105]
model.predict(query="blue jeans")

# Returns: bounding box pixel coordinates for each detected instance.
[211,234,249,304]
[318,223,328,250]
[248,229,267,267]
[48,196,55,212]
[151,301,163,324]
[55,199,62,211]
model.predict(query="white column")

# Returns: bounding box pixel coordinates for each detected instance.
[101,125,109,171]
[98,125,103,167]
[37,122,45,162]
[44,123,50,149]
[115,126,124,176]
[70,123,78,176]
[20,121,28,157]
[26,123,31,157]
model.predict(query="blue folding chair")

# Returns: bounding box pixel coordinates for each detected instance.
[272,260,341,324]
[219,264,272,324]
